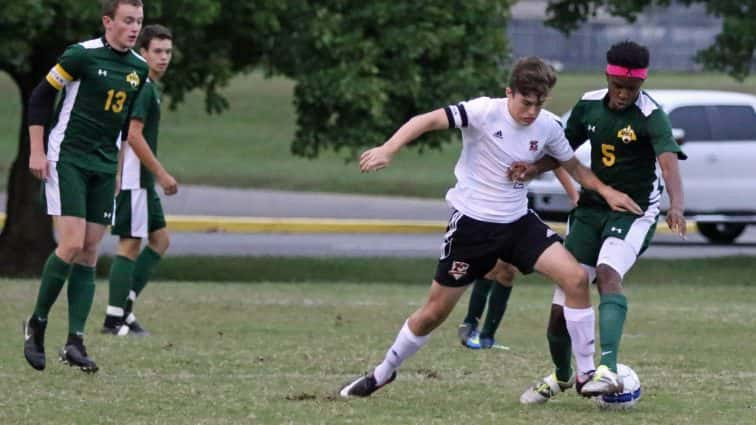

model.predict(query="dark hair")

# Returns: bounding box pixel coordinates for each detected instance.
[138,25,173,50]
[606,41,650,69]
[508,57,557,100]
[101,0,143,18]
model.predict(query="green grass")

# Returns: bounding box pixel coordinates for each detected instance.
[2,258,755,424]
[2,71,756,195]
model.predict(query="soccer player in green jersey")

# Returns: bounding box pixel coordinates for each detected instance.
[24,0,148,373]
[518,41,686,403]
[103,24,177,337]
[459,170,577,350]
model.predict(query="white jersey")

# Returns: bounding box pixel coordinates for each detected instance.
[443,96,574,223]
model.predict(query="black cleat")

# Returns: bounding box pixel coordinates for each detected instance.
[102,315,129,336]
[23,317,47,371]
[126,319,150,337]
[339,371,396,398]
[59,335,99,373]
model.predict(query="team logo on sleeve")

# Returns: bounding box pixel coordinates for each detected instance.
[617,125,637,144]
[448,261,470,280]
[529,140,539,151]
[126,71,141,88]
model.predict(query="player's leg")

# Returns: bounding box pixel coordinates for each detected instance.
[340,211,495,398]
[478,262,515,347]
[521,208,604,404]
[508,212,597,383]
[105,189,145,334]
[126,187,169,335]
[59,170,115,373]
[582,208,658,396]
[24,162,86,371]
[340,280,468,398]
[458,278,492,345]
[104,236,140,334]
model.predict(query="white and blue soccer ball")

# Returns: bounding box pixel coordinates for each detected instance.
[595,363,641,410]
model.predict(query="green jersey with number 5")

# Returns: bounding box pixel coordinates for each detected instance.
[45,37,149,174]
[565,89,686,210]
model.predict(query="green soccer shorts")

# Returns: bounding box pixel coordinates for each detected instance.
[111,186,166,238]
[43,160,115,225]
[564,204,659,267]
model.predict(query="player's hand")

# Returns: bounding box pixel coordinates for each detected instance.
[29,153,49,181]
[507,161,537,182]
[666,207,686,239]
[359,146,394,172]
[602,187,643,215]
[158,172,178,196]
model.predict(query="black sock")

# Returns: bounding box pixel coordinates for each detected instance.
[463,279,494,326]
[480,284,512,339]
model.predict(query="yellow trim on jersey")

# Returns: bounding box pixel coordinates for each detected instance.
[45,64,74,91]
[54,64,73,81]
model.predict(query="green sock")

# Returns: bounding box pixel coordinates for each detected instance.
[67,264,96,336]
[108,255,135,310]
[598,293,628,372]
[548,331,573,382]
[463,279,493,327]
[480,284,512,339]
[132,246,162,296]
[32,253,72,320]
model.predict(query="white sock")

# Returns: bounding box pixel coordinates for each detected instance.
[563,306,596,376]
[373,320,429,385]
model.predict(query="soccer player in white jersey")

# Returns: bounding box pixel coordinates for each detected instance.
[339,57,643,398]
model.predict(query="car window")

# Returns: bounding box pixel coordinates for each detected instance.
[668,106,712,141]
[709,105,756,140]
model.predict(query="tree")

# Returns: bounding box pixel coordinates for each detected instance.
[0,0,514,275]
[544,0,756,80]
[0,0,277,274]
[269,0,512,158]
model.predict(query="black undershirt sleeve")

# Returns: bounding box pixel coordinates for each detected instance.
[28,80,58,126]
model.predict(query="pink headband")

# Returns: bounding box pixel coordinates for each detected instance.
[606,64,648,80]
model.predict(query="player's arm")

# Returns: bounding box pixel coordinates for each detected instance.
[559,156,642,215]
[658,152,686,238]
[126,119,178,195]
[27,79,60,180]
[359,109,448,172]
[554,167,579,206]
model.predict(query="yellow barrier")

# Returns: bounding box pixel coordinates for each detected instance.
[0,212,696,235]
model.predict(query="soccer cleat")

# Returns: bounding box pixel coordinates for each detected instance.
[102,313,133,336]
[59,336,99,373]
[339,371,396,398]
[126,319,150,337]
[520,372,575,404]
[576,370,595,396]
[23,317,47,371]
[464,333,495,350]
[457,322,476,345]
[579,365,623,397]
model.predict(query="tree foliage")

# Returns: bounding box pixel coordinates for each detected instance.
[268,0,512,157]
[544,0,756,80]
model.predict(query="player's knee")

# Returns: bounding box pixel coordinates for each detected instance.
[55,242,84,262]
[150,231,170,254]
[492,263,516,285]
[560,266,589,296]
[596,265,623,294]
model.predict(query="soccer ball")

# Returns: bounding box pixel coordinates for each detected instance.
[594,363,641,410]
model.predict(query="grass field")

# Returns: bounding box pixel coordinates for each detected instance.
[2,257,755,424]
[2,71,756,196]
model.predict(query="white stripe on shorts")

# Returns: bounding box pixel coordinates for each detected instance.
[45,161,62,216]
[130,188,149,238]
